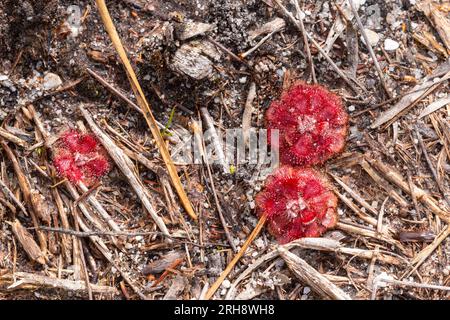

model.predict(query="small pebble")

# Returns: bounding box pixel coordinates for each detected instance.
[239,77,247,84]
[361,29,379,46]
[348,105,355,112]
[366,78,376,88]
[443,267,449,276]
[254,238,264,249]
[384,39,399,51]
[43,72,62,90]
[386,13,396,26]
[222,280,231,289]
[276,68,285,78]
[1,80,16,92]
[303,287,311,295]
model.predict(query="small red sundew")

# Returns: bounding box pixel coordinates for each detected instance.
[255,166,338,244]
[84,157,110,177]
[53,129,110,185]
[53,151,83,183]
[61,129,98,154]
[266,82,349,167]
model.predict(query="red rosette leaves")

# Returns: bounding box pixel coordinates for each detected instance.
[53,129,110,185]
[266,82,349,166]
[255,166,338,244]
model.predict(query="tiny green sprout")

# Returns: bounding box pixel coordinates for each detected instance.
[229,165,236,174]
[36,146,44,156]
[161,106,176,138]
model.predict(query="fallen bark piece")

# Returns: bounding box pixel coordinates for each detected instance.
[1,141,47,252]
[242,82,257,146]
[0,179,28,215]
[200,106,228,173]
[278,246,352,300]
[9,219,46,265]
[30,190,51,225]
[176,21,213,40]
[287,237,402,265]
[248,17,285,41]
[163,275,186,300]
[225,237,402,299]
[170,42,217,80]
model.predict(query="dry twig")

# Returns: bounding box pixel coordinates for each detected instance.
[349,0,392,98]
[2,271,117,295]
[79,105,171,237]
[94,0,196,220]
[204,214,267,299]
[278,246,352,300]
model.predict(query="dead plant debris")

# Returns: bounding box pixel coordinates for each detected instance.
[0,0,449,300]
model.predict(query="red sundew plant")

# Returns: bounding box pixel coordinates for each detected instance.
[206,84,349,299]
[255,166,338,244]
[53,129,110,185]
[266,82,349,167]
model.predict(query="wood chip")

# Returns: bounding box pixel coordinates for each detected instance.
[9,219,46,265]
[278,246,352,300]
[176,21,213,41]
[0,128,27,147]
[248,17,285,41]
[163,275,186,300]
[170,42,217,80]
